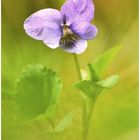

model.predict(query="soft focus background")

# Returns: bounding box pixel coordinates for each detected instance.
[2,0,138,140]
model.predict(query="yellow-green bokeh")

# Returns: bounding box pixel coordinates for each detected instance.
[2,0,138,140]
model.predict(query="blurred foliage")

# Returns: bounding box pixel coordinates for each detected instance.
[54,112,74,133]
[2,0,138,140]
[15,65,62,120]
[91,46,122,78]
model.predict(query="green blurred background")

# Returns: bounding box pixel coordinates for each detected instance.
[2,0,138,140]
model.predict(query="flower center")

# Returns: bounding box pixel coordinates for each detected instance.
[60,25,80,49]
[62,25,73,36]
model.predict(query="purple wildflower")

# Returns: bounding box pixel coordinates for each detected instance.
[24,0,97,54]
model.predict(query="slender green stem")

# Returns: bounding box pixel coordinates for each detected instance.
[83,101,95,140]
[73,54,95,140]
[73,54,82,81]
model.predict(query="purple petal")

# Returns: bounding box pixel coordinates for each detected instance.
[71,21,97,40]
[60,0,77,25]
[24,9,63,40]
[61,39,87,54]
[60,0,94,25]
[42,22,62,49]
[76,0,94,22]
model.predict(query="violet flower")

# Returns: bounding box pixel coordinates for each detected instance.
[24,0,97,54]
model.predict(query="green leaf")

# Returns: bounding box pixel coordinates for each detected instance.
[92,46,121,77]
[74,80,103,100]
[74,75,119,100]
[87,63,100,82]
[15,65,62,120]
[54,112,74,133]
[96,75,119,89]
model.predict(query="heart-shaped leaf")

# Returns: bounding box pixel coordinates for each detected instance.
[74,80,103,100]
[15,65,62,120]
[74,75,119,100]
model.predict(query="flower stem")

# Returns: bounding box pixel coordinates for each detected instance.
[73,54,94,140]
[73,54,82,81]
[83,100,95,140]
